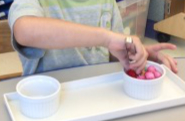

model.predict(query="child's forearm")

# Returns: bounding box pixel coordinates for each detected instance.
[14,16,112,49]
[14,16,148,72]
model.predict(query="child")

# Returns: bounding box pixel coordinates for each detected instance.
[8,0,177,75]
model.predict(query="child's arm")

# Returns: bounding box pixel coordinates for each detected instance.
[145,43,178,73]
[14,16,110,49]
[14,16,147,73]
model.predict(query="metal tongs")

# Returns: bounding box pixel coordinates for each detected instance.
[125,37,136,64]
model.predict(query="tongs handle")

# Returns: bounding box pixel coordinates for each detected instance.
[125,37,136,64]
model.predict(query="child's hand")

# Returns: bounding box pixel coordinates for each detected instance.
[145,43,178,73]
[107,34,148,74]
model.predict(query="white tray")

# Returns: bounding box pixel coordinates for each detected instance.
[4,66,185,121]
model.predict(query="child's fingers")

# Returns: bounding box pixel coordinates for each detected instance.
[174,59,177,65]
[132,37,144,57]
[166,56,178,73]
[157,53,178,73]
[130,50,144,64]
[160,57,171,70]
[152,43,176,51]
[129,46,147,65]
[129,53,146,72]
[136,59,147,74]
[126,36,147,73]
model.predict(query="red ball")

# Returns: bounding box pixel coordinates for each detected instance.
[126,69,137,78]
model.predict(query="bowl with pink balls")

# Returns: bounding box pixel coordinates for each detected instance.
[123,61,166,100]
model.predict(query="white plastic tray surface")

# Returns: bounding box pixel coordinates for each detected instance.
[4,66,185,121]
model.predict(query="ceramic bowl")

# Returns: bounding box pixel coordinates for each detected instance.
[16,75,61,118]
[123,61,166,100]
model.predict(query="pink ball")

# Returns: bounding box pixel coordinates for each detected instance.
[145,72,155,79]
[137,75,145,80]
[154,71,162,78]
[147,66,156,73]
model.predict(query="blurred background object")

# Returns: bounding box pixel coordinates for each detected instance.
[0,0,13,20]
[117,0,150,40]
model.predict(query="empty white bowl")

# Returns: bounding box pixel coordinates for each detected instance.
[123,61,166,100]
[16,75,61,118]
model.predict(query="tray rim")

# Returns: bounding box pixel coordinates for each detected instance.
[3,65,185,121]
[4,93,185,121]
[4,92,17,121]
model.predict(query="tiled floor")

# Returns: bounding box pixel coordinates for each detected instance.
[143,37,185,58]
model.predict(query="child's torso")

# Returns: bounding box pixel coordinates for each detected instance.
[35,0,115,72]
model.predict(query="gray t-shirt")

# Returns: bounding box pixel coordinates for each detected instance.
[8,0,123,75]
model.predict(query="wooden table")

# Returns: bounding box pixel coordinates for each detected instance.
[0,52,22,80]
